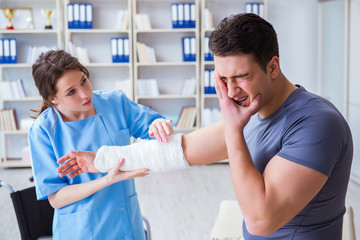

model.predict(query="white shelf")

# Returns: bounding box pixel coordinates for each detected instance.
[0,63,32,68]
[68,29,130,34]
[136,62,197,67]
[1,97,42,102]
[1,130,29,135]
[84,62,131,68]
[135,28,197,33]
[0,29,60,34]
[0,160,31,168]
[137,95,197,100]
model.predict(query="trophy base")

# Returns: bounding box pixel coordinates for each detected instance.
[45,25,53,30]
[6,26,14,30]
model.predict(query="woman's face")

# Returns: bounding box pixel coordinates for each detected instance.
[50,69,94,121]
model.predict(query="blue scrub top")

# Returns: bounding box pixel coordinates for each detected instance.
[29,90,164,240]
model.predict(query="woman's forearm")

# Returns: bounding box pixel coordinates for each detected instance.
[48,176,111,209]
[183,120,228,166]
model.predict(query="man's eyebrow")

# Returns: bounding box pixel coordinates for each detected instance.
[232,73,249,78]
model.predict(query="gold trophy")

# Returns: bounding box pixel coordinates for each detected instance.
[41,9,53,29]
[3,8,15,30]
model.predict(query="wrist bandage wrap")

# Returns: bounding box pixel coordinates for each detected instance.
[94,133,189,173]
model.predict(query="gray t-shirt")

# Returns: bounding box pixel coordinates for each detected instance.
[242,86,353,240]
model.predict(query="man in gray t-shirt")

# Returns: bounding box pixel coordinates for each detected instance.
[209,13,353,239]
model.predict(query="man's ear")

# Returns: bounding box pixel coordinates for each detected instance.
[268,56,280,77]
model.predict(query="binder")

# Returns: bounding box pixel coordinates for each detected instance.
[204,36,213,61]
[182,37,190,61]
[73,3,80,29]
[209,69,215,93]
[123,38,129,62]
[85,4,93,29]
[204,69,210,94]
[79,4,86,29]
[111,38,118,63]
[171,3,178,28]
[0,39,3,64]
[184,3,190,28]
[3,39,10,63]
[178,3,184,28]
[190,3,196,28]
[190,37,196,61]
[245,3,252,13]
[67,4,74,29]
[259,3,264,18]
[117,38,124,62]
[9,38,17,64]
[252,3,259,16]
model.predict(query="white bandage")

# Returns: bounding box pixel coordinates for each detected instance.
[94,133,190,173]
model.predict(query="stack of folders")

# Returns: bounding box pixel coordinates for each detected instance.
[182,36,196,62]
[111,38,130,63]
[26,46,55,64]
[0,109,18,131]
[115,10,129,30]
[136,42,156,63]
[204,69,216,94]
[0,38,17,64]
[137,79,159,96]
[171,3,196,28]
[203,8,213,29]
[135,14,152,30]
[67,3,93,29]
[176,106,197,129]
[245,2,265,18]
[204,36,213,61]
[202,108,221,127]
[115,79,132,99]
[180,78,196,95]
[0,80,26,100]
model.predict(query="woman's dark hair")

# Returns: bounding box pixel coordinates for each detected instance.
[209,13,279,72]
[31,50,90,119]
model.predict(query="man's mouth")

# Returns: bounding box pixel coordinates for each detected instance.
[234,96,248,106]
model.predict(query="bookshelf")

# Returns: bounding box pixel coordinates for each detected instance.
[63,0,133,99]
[200,0,268,127]
[0,0,63,167]
[133,0,200,132]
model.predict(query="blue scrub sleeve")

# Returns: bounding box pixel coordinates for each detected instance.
[277,112,345,176]
[29,124,68,200]
[119,92,164,139]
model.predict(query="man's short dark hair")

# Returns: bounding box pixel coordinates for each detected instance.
[209,13,279,73]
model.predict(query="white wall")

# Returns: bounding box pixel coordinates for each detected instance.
[267,0,319,93]
[349,0,360,182]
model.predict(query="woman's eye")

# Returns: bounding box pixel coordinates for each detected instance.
[81,78,87,85]
[67,90,74,96]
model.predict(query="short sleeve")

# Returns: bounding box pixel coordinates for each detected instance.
[278,111,345,176]
[29,123,68,200]
[119,92,164,139]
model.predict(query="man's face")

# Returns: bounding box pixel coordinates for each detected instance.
[214,53,271,111]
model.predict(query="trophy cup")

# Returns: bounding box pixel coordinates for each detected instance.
[3,8,15,30]
[41,9,53,29]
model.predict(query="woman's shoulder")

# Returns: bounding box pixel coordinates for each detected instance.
[30,107,57,132]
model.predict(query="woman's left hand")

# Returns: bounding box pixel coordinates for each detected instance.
[149,118,174,142]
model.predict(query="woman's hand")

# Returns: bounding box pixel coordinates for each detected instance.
[105,158,150,185]
[57,150,98,178]
[149,118,174,142]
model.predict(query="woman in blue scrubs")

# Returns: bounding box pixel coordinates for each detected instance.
[29,50,173,240]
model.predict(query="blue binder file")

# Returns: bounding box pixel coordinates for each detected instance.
[117,38,124,62]
[184,3,190,28]
[67,4,74,29]
[73,3,80,29]
[79,4,86,29]
[182,37,191,61]
[0,39,4,64]
[190,3,196,28]
[3,39,10,63]
[111,38,118,63]
[9,38,17,64]
[171,3,178,28]
[86,4,93,29]
[123,38,129,63]
[204,69,210,94]
[190,37,196,61]
[177,3,184,28]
